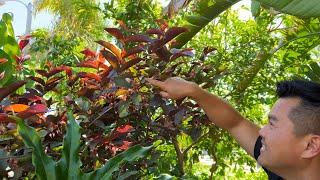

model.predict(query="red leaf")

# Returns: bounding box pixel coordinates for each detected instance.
[81,48,96,58]
[117,20,129,30]
[77,72,101,82]
[37,66,72,78]
[18,39,29,50]
[101,50,120,70]
[29,76,46,86]
[17,104,48,119]
[96,40,122,60]
[117,141,132,150]
[17,35,32,50]
[0,80,26,102]
[0,58,8,64]
[0,113,13,123]
[124,35,152,43]
[156,19,169,31]
[104,28,124,41]
[121,46,145,59]
[116,124,133,133]
[120,58,144,72]
[78,60,100,69]
[4,104,29,113]
[146,28,164,36]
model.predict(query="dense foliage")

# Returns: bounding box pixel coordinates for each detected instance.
[0,0,320,179]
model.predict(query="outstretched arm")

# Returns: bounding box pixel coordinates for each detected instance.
[146,77,260,157]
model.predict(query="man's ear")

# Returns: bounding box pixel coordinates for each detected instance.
[301,135,320,158]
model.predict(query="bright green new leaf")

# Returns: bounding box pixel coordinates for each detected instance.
[13,116,57,180]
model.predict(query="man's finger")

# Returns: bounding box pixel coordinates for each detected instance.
[160,91,170,98]
[146,78,166,89]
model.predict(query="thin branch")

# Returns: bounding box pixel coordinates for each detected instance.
[182,132,208,155]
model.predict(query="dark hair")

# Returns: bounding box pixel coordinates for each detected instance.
[276,80,320,136]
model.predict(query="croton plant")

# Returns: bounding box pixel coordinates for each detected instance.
[0,13,223,179]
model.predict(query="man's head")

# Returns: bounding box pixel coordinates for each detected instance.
[258,80,320,173]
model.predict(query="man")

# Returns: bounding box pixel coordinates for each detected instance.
[146,77,320,180]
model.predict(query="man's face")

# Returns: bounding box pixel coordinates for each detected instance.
[258,97,306,171]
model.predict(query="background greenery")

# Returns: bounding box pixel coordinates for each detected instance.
[0,0,319,179]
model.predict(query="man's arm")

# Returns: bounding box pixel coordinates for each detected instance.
[146,77,260,157]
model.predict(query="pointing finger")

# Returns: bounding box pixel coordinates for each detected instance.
[146,78,166,89]
[160,91,170,98]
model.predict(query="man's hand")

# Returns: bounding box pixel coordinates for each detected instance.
[146,77,199,99]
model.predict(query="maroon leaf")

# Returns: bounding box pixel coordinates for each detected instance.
[36,70,48,77]
[21,93,43,103]
[200,47,217,61]
[0,80,26,102]
[104,28,124,41]
[162,27,188,45]
[124,35,152,43]
[121,46,145,59]
[29,76,45,86]
[0,113,13,123]
[44,82,59,92]
[146,28,164,36]
[81,48,96,58]
[77,72,101,82]
[120,58,144,72]
[101,50,120,70]
[17,104,48,119]
[154,46,171,61]
[170,48,195,61]
[46,76,63,86]
[37,66,72,78]
[96,40,122,60]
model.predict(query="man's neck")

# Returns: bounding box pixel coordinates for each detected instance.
[279,163,320,180]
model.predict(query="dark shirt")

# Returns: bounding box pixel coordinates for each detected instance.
[254,136,283,180]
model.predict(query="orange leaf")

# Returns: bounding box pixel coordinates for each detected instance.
[17,104,48,119]
[0,58,8,64]
[96,40,122,60]
[4,104,30,113]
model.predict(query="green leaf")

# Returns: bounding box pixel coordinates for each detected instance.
[83,145,152,180]
[115,171,138,180]
[251,0,261,18]
[118,101,130,118]
[3,36,20,57]
[56,111,82,179]
[0,49,14,87]
[255,0,320,18]
[114,76,132,88]
[14,116,57,180]
[2,13,14,36]
[173,0,240,48]
[0,20,7,47]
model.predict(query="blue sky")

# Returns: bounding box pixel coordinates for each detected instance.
[0,0,251,37]
[0,0,53,36]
